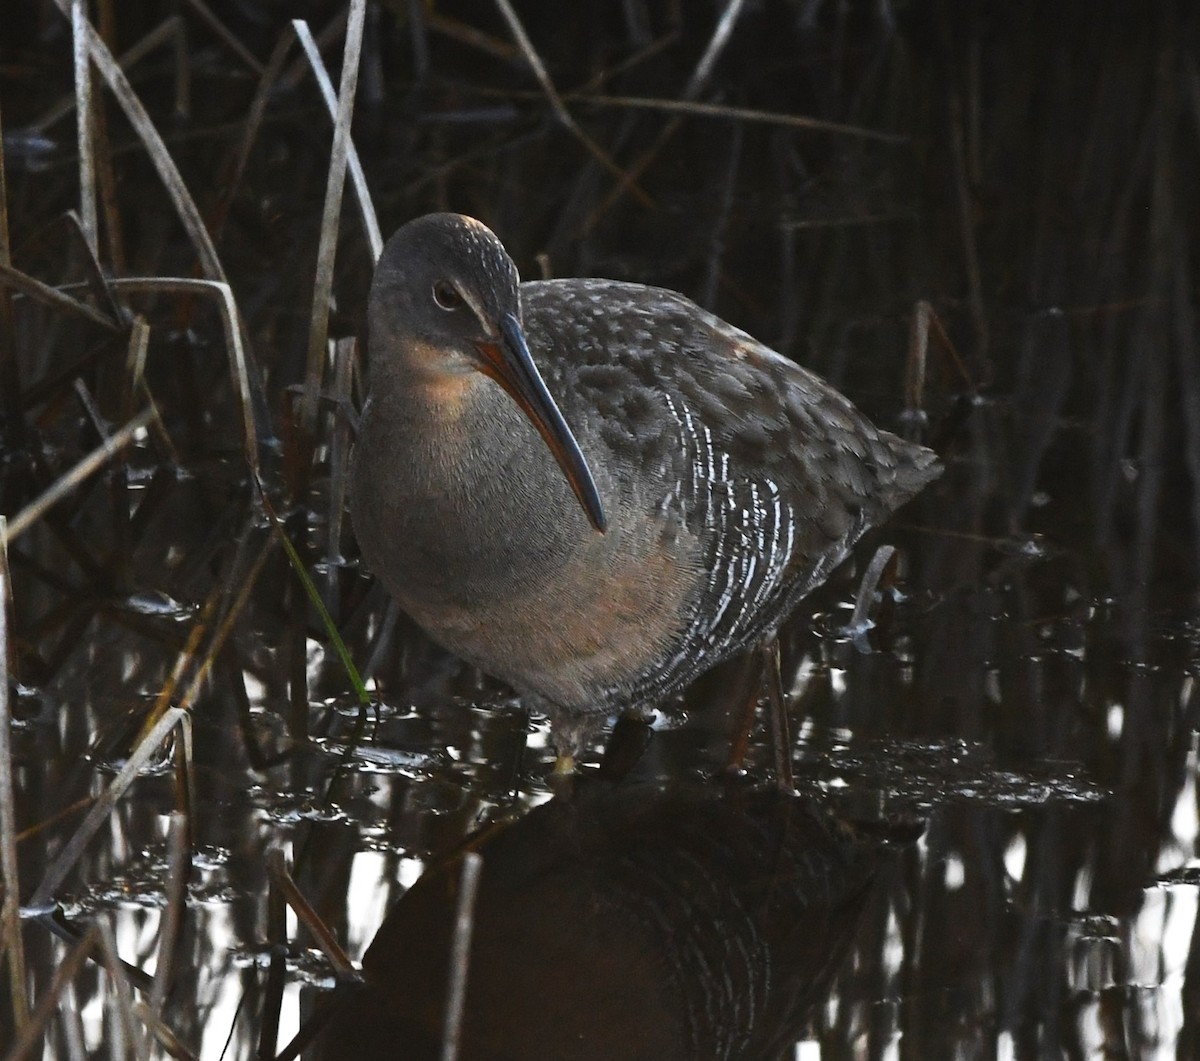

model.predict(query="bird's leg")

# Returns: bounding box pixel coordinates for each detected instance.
[723,649,768,774]
[762,639,795,792]
[547,757,576,800]
[541,699,586,783]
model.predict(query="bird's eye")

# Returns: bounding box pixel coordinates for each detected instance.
[432,280,463,311]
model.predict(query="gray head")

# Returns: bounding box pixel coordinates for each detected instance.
[370,213,520,375]
[368,213,606,532]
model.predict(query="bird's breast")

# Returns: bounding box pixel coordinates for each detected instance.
[350,386,708,711]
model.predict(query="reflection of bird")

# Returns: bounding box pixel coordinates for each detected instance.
[351,213,940,757]
[315,779,906,1061]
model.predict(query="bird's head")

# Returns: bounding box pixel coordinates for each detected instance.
[368,213,606,533]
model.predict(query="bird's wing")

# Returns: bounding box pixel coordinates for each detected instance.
[524,278,940,654]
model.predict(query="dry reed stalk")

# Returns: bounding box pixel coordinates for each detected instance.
[0,261,121,331]
[906,301,931,420]
[142,526,273,752]
[848,545,897,637]
[0,109,21,446]
[300,0,367,433]
[326,337,357,607]
[16,798,93,846]
[584,0,753,230]
[173,716,195,861]
[569,28,681,94]
[763,641,793,791]
[130,1000,199,1061]
[97,916,148,1061]
[491,0,653,209]
[104,276,259,475]
[293,20,383,261]
[72,379,108,441]
[2,407,155,544]
[258,846,288,1060]
[48,0,227,283]
[90,20,126,274]
[61,211,123,320]
[174,531,277,711]
[60,981,87,1061]
[424,9,519,61]
[71,0,98,257]
[212,30,295,243]
[266,849,356,979]
[948,90,988,367]
[122,315,151,420]
[700,118,741,307]
[685,0,748,98]
[6,922,100,1061]
[29,707,188,906]
[147,589,220,727]
[563,93,908,141]
[278,7,348,92]
[181,0,264,74]
[30,16,184,133]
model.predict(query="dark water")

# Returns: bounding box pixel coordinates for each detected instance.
[2,1,1199,1058]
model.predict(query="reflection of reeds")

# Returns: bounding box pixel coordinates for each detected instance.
[0,0,1197,1056]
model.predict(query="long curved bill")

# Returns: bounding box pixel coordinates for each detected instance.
[474,313,607,533]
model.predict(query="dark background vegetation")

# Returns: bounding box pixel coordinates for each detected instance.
[1,0,1199,1057]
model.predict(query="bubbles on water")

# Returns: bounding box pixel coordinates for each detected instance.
[230,944,344,988]
[1152,863,1200,888]
[995,533,1048,560]
[804,737,1108,810]
[62,843,234,915]
[85,697,177,777]
[312,737,441,776]
[252,787,348,824]
[114,591,196,620]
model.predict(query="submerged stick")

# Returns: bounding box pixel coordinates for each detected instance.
[441,852,484,1061]
[0,523,30,1032]
[97,916,149,1061]
[848,544,897,638]
[266,849,356,979]
[150,812,190,1014]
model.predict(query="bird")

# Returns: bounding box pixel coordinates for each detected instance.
[350,213,940,763]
